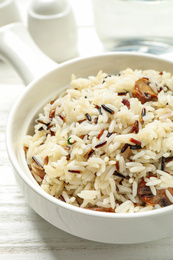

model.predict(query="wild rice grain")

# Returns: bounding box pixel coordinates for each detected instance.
[130,144,142,150]
[101,104,114,115]
[95,105,102,115]
[68,170,81,174]
[97,129,104,139]
[84,149,94,159]
[95,141,107,148]
[130,138,141,146]
[141,108,146,117]
[121,99,130,109]
[121,143,129,153]
[85,113,92,121]
[118,90,128,96]
[59,115,66,122]
[113,170,127,179]
[59,195,66,202]
[130,120,139,134]
[107,132,113,138]
[161,156,166,171]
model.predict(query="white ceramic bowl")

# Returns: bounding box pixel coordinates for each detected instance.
[2,23,173,244]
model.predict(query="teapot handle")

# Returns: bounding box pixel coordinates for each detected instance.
[0,23,57,85]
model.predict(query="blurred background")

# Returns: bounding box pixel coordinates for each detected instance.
[1,0,173,61]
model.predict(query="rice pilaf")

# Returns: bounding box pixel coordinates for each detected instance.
[24,68,173,213]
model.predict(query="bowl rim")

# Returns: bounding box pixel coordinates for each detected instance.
[6,51,173,219]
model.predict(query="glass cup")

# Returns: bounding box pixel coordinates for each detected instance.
[92,0,173,54]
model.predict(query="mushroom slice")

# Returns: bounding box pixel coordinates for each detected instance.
[132,78,158,104]
[137,179,173,207]
[31,156,45,179]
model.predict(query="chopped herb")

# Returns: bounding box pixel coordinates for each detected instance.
[67,137,72,145]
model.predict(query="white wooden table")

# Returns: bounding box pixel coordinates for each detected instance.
[1,1,173,259]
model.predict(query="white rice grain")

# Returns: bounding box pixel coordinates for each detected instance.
[166,189,173,203]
